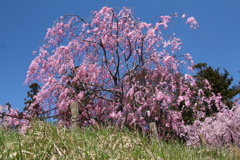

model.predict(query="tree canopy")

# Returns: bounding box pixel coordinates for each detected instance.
[24,6,218,136]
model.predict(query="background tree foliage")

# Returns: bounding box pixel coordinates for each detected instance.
[193,63,239,108]
[24,83,45,120]
[181,63,240,125]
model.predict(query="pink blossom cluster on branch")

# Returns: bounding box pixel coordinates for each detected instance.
[179,103,240,147]
[0,105,30,134]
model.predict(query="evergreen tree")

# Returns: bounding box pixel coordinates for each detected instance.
[0,102,11,118]
[193,63,239,108]
[24,83,45,120]
[5,102,11,111]
[176,63,239,125]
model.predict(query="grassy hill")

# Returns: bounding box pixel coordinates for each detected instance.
[0,121,239,160]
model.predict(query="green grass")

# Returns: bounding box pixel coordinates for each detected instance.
[0,121,239,160]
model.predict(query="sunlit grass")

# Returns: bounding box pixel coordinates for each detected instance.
[0,121,239,159]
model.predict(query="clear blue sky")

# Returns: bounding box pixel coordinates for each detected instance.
[1,0,240,111]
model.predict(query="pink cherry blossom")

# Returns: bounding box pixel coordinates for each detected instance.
[186,16,199,29]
